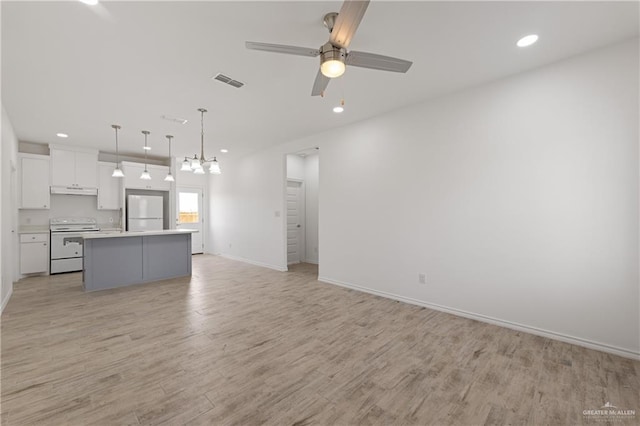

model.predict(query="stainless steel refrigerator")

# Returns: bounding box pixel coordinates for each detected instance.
[127,195,164,231]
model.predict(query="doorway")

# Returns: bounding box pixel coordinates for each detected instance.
[285,149,319,269]
[287,180,305,264]
[176,186,204,254]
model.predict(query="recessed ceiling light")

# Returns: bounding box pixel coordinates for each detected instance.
[56,133,68,138]
[143,146,151,151]
[220,149,228,153]
[79,0,98,5]
[517,34,538,48]
[333,106,344,113]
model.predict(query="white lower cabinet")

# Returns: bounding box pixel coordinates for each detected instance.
[20,233,49,274]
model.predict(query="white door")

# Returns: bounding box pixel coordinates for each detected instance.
[287,181,305,265]
[176,187,203,254]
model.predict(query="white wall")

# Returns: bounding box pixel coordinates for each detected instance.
[286,154,305,181]
[2,105,19,312]
[20,195,120,228]
[210,39,639,357]
[209,149,287,270]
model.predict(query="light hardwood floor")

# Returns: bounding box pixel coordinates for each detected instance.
[1,255,638,425]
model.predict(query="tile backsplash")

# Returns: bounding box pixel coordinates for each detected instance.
[20,194,121,227]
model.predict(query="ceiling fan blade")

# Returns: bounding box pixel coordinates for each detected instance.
[311,69,331,96]
[329,0,370,49]
[245,41,320,57]
[346,51,413,73]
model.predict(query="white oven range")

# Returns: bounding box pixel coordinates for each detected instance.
[50,218,100,274]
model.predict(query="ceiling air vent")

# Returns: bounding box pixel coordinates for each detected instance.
[160,115,188,125]
[213,73,245,88]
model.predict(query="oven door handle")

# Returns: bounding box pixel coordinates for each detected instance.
[63,237,84,246]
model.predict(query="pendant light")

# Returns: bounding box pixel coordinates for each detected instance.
[188,108,222,175]
[209,157,221,175]
[164,135,175,182]
[180,157,192,171]
[140,130,151,180]
[190,154,201,170]
[111,124,124,177]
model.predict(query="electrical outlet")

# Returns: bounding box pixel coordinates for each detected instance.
[418,273,426,284]
[108,217,114,223]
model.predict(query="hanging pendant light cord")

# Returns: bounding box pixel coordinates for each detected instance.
[142,130,150,171]
[198,108,207,165]
[115,127,120,164]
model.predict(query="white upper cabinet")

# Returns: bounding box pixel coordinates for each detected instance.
[19,153,50,209]
[49,145,98,188]
[97,162,121,210]
[50,149,75,187]
[75,151,99,188]
[122,161,171,191]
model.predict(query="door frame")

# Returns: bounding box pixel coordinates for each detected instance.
[286,179,306,265]
[176,185,205,254]
[282,150,320,272]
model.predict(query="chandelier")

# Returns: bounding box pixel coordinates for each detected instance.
[181,108,222,175]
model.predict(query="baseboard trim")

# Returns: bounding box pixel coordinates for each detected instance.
[220,254,287,272]
[318,275,640,361]
[1,283,14,315]
[303,260,319,265]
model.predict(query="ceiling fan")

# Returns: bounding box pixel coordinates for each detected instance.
[246,0,413,96]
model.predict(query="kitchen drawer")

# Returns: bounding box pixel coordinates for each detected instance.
[20,233,48,243]
[51,258,83,274]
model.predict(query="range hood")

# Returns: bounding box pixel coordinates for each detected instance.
[50,186,98,196]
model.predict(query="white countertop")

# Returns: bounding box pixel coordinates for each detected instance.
[18,226,50,234]
[19,226,123,234]
[98,226,122,232]
[81,229,197,239]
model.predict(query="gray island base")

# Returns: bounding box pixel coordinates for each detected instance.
[82,230,193,292]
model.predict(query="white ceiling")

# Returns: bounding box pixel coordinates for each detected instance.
[2,1,638,161]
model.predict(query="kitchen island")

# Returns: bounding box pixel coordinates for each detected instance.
[82,229,195,292]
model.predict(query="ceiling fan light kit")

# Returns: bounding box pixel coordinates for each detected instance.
[320,43,346,78]
[246,0,412,96]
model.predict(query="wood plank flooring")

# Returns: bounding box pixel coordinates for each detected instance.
[1,255,638,425]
